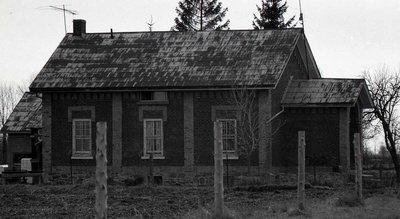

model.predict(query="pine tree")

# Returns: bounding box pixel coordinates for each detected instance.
[173,0,230,31]
[253,0,295,29]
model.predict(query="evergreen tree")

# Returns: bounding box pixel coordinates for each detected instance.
[253,0,295,29]
[173,0,230,31]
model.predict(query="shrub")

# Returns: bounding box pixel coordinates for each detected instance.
[123,176,144,186]
[334,194,364,207]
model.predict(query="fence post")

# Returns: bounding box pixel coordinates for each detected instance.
[214,121,224,217]
[354,133,362,200]
[298,131,306,211]
[95,122,107,219]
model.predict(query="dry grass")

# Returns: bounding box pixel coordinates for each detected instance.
[0,183,400,218]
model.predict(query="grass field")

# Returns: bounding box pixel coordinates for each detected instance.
[1,182,399,218]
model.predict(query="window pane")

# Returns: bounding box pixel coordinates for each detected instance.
[155,139,161,151]
[219,120,236,153]
[144,120,163,156]
[141,92,152,100]
[155,121,161,136]
[146,121,153,136]
[153,92,167,101]
[74,120,91,154]
[82,139,90,151]
[76,139,82,151]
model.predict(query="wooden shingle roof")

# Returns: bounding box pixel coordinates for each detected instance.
[281,79,373,108]
[2,93,42,133]
[30,29,302,91]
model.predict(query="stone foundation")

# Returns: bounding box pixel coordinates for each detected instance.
[48,165,347,187]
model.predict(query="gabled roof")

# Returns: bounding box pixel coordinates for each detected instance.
[281,78,373,108]
[1,93,42,133]
[30,29,304,91]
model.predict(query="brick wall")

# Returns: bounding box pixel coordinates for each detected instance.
[7,133,31,170]
[277,108,340,167]
[122,91,184,167]
[51,92,113,166]
[193,90,259,167]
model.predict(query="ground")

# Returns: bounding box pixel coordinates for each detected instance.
[1,182,400,218]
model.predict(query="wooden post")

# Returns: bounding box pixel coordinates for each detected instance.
[354,133,362,200]
[95,122,107,219]
[298,131,305,211]
[214,121,224,217]
[149,152,154,186]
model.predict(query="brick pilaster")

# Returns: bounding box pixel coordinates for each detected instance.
[183,92,194,170]
[42,93,52,182]
[112,93,122,168]
[259,90,272,179]
[339,107,350,174]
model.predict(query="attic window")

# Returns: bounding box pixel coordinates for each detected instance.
[140,92,167,102]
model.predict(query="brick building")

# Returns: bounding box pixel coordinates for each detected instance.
[29,20,372,183]
[1,92,42,171]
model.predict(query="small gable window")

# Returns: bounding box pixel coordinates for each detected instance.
[72,119,92,159]
[142,119,165,159]
[140,91,167,102]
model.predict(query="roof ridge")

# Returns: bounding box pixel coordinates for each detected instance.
[291,78,365,82]
[66,28,304,35]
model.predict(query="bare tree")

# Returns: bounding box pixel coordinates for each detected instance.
[231,86,259,175]
[0,82,19,163]
[0,82,19,129]
[17,73,37,96]
[363,65,400,184]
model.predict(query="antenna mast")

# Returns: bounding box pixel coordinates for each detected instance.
[48,5,78,34]
[146,16,155,32]
[298,0,304,28]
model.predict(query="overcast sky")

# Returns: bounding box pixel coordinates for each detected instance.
[0,0,399,84]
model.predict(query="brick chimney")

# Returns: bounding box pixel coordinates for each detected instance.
[73,19,86,36]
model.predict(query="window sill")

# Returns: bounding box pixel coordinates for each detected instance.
[223,155,239,160]
[141,155,165,160]
[71,156,93,160]
[137,100,169,105]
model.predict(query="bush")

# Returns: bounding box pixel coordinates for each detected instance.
[123,176,144,186]
[334,194,364,207]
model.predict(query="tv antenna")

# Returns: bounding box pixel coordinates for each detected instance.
[298,0,304,28]
[146,16,155,32]
[48,5,78,34]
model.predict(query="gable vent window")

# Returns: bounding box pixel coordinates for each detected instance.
[140,91,167,102]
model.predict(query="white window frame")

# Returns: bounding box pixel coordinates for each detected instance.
[217,119,239,160]
[72,119,93,159]
[142,118,165,159]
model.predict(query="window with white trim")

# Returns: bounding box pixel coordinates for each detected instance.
[143,119,164,158]
[72,119,92,158]
[218,119,237,154]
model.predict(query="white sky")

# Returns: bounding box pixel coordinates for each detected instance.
[0,0,400,84]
